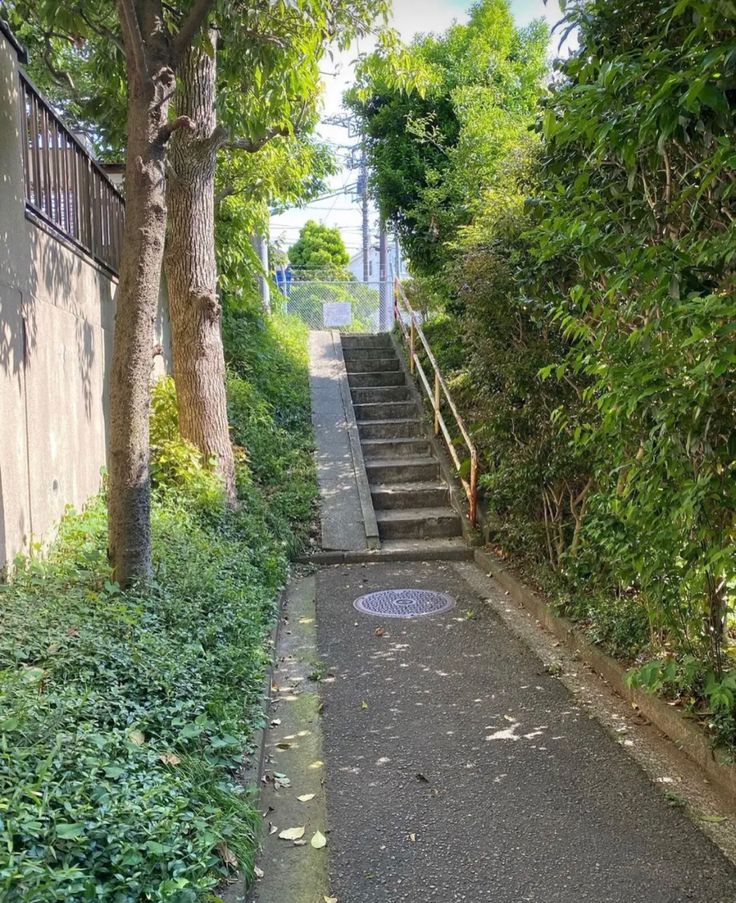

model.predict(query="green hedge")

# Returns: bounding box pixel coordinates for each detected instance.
[0,307,316,901]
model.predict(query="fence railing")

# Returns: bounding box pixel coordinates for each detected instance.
[19,72,124,274]
[281,280,393,333]
[394,278,479,526]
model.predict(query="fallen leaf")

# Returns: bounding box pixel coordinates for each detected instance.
[298,793,316,802]
[700,814,728,823]
[159,752,181,766]
[293,839,307,846]
[278,826,305,841]
[309,760,324,770]
[128,730,145,745]
[361,701,369,710]
[216,841,238,869]
[324,897,338,903]
[269,824,278,835]
[408,833,416,842]
[276,742,292,750]
[375,627,385,637]
[311,830,327,849]
[254,866,264,880]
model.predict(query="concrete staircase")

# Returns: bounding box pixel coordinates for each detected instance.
[342,333,467,555]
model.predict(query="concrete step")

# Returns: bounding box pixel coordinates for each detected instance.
[362,438,431,460]
[300,538,473,564]
[341,334,393,350]
[343,347,399,361]
[348,371,406,388]
[377,538,473,561]
[351,385,411,405]
[354,401,417,421]
[366,456,440,484]
[358,419,424,440]
[376,507,462,540]
[371,481,449,509]
[346,356,401,373]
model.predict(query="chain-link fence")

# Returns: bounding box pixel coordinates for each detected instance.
[276,281,393,333]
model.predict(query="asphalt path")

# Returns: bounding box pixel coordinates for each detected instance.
[315,561,736,903]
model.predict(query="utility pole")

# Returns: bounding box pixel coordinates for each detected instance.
[379,219,389,331]
[324,113,370,283]
[250,232,271,314]
[361,147,370,283]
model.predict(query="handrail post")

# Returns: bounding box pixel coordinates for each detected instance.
[469,451,478,527]
[433,370,440,435]
[396,275,480,529]
[409,316,416,375]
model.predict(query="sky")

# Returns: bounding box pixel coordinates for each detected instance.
[268,0,565,259]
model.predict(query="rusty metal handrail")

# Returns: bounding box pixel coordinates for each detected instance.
[393,278,478,526]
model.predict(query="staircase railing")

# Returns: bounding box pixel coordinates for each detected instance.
[393,278,479,526]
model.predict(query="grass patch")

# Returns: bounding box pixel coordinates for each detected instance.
[0,304,316,900]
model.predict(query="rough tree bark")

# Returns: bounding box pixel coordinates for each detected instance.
[164,30,237,502]
[108,0,215,586]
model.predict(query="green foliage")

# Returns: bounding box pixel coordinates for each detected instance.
[348,0,549,276]
[149,377,223,505]
[287,220,351,280]
[224,302,317,556]
[532,0,736,673]
[373,0,736,727]
[0,309,316,899]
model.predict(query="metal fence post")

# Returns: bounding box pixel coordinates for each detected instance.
[434,371,440,435]
[409,317,416,374]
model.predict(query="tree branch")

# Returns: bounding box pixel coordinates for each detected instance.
[172,0,218,63]
[157,115,196,144]
[215,186,236,206]
[226,126,291,153]
[78,8,125,55]
[117,0,148,81]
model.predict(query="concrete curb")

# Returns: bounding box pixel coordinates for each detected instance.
[332,331,380,551]
[474,548,736,809]
[299,544,474,565]
[220,587,286,902]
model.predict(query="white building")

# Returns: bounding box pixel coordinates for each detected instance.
[348,238,409,283]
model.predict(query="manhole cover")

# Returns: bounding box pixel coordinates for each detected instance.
[353,589,455,619]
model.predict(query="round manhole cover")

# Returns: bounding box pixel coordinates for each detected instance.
[353,588,455,619]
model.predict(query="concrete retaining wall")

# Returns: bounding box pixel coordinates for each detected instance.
[0,28,171,567]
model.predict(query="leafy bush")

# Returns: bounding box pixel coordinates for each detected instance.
[371,0,736,729]
[224,303,317,555]
[533,0,736,674]
[0,308,316,899]
[150,377,223,506]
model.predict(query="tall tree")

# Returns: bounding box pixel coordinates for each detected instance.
[108,0,217,585]
[288,219,351,279]
[7,0,218,584]
[163,0,389,496]
[164,30,237,500]
[347,0,548,276]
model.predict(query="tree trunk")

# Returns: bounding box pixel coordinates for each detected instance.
[165,31,236,502]
[107,11,174,586]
